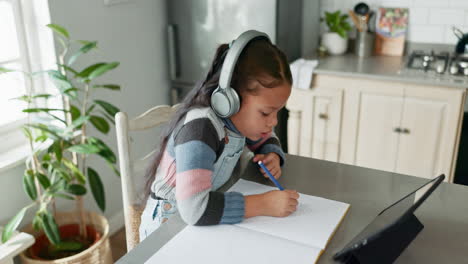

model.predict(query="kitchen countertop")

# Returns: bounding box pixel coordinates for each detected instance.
[117,154,468,264]
[312,54,468,89]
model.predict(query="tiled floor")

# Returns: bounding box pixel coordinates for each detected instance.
[110,228,127,262]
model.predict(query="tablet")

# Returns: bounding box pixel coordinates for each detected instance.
[333,174,445,261]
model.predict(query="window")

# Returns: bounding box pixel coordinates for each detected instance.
[0,0,55,169]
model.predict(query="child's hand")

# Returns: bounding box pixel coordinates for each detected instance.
[252,153,282,179]
[261,190,299,217]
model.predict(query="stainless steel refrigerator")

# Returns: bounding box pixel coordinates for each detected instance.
[166,0,320,150]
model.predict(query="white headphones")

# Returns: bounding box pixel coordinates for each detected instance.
[210,30,270,118]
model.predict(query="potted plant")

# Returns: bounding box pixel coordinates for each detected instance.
[321,10,352,55]
[0,24,120,263]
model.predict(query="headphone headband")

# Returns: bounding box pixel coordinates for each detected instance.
[218,30,270,90]
[211,30,270,118]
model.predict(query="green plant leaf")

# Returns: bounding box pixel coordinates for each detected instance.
[47,24,70,39]
[90,115,110,134]
[0,67,14,74]
[88,167,105,212]
[64,115,89,133]
[62,159,86,184]
[53,241,84,252]
[67,144,101,154]
[36,172,51,189]
[87,137,116,164]
[100,111,115,125]
[94,100,119,117]
[27,124,62,140]
[22,108,66,113]
[63,87,79,99]
[77,63,106,79]
[10,95,31,103]
[337,28,346,38]
[70,104,81,121]
[48,178,67,193]
[58,64,79,76]
[43,153,51,162]
[1,207,28,243]
[66,184,87,196]
[11,94,52,103]
[40,211,61,245]
[23,170,37,200]
[35,135,48,143]
[86,104,96,115]
[21,127,33,141]
[48,141,63,161]
[88,62,119,80]
[32,213,42,231]
[106,161,120,177]
[68,41,98,66]
[323,10,350,37]
[92,84,120,91]
[51,193,75,200]
[47,70,72,92]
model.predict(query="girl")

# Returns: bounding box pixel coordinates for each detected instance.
[139,30,299,240]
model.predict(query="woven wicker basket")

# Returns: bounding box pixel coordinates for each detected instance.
[19,211,112,264]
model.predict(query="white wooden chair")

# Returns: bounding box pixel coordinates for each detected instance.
[115,104,178,252]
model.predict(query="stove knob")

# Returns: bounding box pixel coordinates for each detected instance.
[449,65,459,75]
[464,68,468,76]
[435,64,445,74]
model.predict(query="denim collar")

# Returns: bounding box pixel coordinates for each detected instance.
[222,118,260,145]
[221,118,242,135]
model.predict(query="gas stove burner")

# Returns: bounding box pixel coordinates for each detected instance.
[407,50,449,74]
[449,55,468,76]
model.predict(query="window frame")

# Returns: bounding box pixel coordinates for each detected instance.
[0,0,56,168]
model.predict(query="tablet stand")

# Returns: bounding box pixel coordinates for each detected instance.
[342,213,424,264]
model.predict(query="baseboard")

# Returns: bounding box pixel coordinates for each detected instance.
[108,209,125,236]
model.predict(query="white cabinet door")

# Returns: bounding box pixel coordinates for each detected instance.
[286,87,343,162]
[287,89,311,156]
[308,87,343,162]
[395,85,466,181]
[353,92,404,172]
[340,78,405,172]
[395,97,446,178]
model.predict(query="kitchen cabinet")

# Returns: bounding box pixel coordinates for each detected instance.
[287,74,466,182]
[286,86,343,162]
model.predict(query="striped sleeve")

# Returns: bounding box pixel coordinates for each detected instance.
[173,118,245,225]
[246,131,285,166]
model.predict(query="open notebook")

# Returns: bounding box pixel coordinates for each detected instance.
[145,179,350,264]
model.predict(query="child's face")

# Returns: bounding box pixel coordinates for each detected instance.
[230,80,291,141]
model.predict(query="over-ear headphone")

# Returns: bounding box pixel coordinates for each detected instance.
[210,30,270,118]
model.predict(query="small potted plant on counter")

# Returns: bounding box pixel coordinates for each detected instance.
[321,10,352,55]
[0,24,120,263]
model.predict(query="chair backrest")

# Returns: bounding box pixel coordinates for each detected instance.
[115,104,178,251]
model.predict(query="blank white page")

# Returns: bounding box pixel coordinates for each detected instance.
[145,225,320,264]
[229,179,350,249]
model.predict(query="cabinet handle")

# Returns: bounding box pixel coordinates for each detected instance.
[318,113,328,120]
[394,127,402,133]
[402,128,410,134]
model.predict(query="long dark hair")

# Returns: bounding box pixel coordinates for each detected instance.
[143,38,292,199]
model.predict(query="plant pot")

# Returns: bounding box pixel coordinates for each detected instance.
[321,32,348,55]
[20,211,113,264]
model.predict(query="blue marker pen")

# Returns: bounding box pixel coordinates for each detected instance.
[257,161,284,191]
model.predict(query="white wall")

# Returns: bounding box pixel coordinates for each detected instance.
[0,0,170,233]
[320,0,468,45]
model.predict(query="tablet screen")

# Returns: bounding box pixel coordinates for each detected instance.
[334,175,444,259]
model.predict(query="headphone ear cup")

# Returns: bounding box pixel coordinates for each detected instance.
[211,86,230,118]
[226,87,240,116]
[211,86,240,118]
